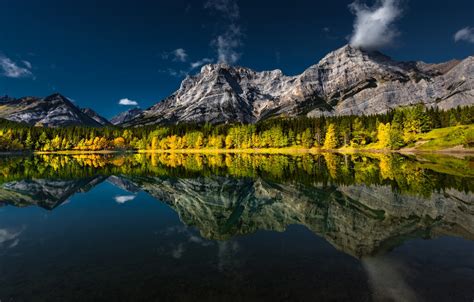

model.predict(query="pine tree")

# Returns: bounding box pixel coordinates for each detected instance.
[301,128,313,148]
[25,131,33,150]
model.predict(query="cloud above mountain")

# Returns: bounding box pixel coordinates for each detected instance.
[205,0,243,64]
[454,27,474,43]
[172,48,188,62]
[118,98,138,106]
[204,0,239,20]
[162,48,189,62]
[161,0,243,77]
[349,0,402,50]
[0,55,33,78]
[190,58,214,69]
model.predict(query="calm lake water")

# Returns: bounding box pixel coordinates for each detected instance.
[0,153,473,302]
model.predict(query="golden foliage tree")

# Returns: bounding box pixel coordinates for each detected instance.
[323,124,338,150]
[377,123,391,148]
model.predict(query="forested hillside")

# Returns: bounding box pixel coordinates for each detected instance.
[0,105,472,152]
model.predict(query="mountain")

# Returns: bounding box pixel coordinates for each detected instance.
[0,176,107,210]
[80,108,111,126]
[123,45,474,126]
[114,175,474,257]
[110,108,143,125]
[0,93,103,127]
[1,171,471,257]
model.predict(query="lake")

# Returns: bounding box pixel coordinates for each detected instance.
[0,153,473,301]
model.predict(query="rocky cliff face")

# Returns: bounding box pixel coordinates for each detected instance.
[80,108,111,126]
[123,45,473,126]
[0,93,103,127]
[110,108,143,125]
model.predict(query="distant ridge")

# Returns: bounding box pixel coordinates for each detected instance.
[123,45,473,126]
[110,108,143,125]
[81,108,111,126]
[1,45,473,128]
[0,93,104,127]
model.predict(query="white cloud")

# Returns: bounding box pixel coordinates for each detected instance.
[118,98,139,106]
[454,27,474,43]
[349,0,402,50]
[214,24,242,64]
[205,0,243,65]
[160,58,215,78]
[159,1,242,70]
[172,48,188,62]
[0,55,33,78]
[204,0,239,20]
[190,58,213,69]
[114,195,136,204]
[22,60,32,69]
[161,48,188,62]
[162,68,189,78]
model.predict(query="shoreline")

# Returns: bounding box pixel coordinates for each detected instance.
[1,146,473,156]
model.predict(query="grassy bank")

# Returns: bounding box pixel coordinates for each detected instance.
[411,124,473,151]
[137,125,474,155]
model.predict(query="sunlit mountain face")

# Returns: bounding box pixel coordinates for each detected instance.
[0,153,472,301]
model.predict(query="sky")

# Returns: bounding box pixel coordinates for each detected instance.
[0,0,473,119]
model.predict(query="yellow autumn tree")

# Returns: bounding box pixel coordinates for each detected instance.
[323,124,338,150]
[377,122,391,148]
[225,135,233,149]
[151,137,158,151]
[195,134,203,149]
[113,137,126,149]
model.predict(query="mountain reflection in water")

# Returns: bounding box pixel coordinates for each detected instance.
[0,153,473,301]
[1,153,472,257]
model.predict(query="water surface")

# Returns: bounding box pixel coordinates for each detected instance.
[0,153,473,301]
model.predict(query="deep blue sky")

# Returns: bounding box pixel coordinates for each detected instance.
[1,0,473,118]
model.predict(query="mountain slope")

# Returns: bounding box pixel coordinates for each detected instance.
[0,93,103,127]
[110,108,143,125]
[81,108,111,126]
[123,45,473,126]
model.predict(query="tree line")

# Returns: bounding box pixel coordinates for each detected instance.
[0,104,472,152]
[0,153,471,198]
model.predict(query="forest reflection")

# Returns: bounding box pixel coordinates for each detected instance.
[0,152,473,257]
[0,152,472,197]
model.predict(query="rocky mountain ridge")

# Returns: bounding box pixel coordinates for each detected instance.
[110,108,143,125]
[124,45,473,126]
[81,108,111,126]
[0,93,105,127]
[2,45,473,127]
